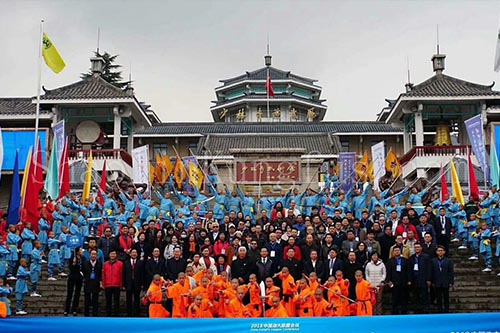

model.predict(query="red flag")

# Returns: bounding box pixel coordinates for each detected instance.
[468,154,480,200]
[23,138,43,232]
[98,161,107,205]
[440,163,449,201]
[266,76,274,97]
[58,139,70,199]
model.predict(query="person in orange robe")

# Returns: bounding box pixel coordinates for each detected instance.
[187,295,214,318]
[265,277,281,307]
[313,288,334,317]
[246,274,263,318]
[226,287,251,318]
[355,270,373,316]
[265,296,289,318]
[191,276,216,316]
[303,272,320,292]
[294,279,313,317]
[217,278,241,317]
[166,272,192,318]
[274,267,297,317]
[146,274,170,318]
[333,271,351,316]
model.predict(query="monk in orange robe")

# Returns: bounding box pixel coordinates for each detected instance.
[226,287,251,318]
[265,296,289,318]
[166,272,192,318]
[275,268,297,317]
[146,274,170,318]
[303,272,320,292]
[217,278,242,318]
[187,295,213,318]
[265,277,281,307]
[191,276,216,316]
[246,274,263,317]
[313,289,334,317]
[333,271,351,316]
[294,279,313,317]
[355,270,373,316]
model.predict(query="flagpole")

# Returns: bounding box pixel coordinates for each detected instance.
[34,20,44,148]
[467,146,471,197]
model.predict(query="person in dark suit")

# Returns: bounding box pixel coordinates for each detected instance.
[255,247,275,282]
[132,233,153,261]
[281,247,302,282]
[431,246,454,313]
[145,247,165,287]
[303,250,326,282]
[82,250,103,317]
[386,246,410,314]
[342,251,363,300]
[64,248,84,316]
[165,247,187,281]
[408,243,432,313]
[123,249,144,317]
[325,248,343,280]
[434,208,452,253]
[231,247,255,284]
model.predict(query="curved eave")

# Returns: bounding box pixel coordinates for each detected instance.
[215,79,322,93]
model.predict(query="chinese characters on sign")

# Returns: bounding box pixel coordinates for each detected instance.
[236,161,300,183]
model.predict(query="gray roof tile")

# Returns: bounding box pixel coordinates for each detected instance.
[220,67,318,86]
[402,74,500,97]
[0,98,49,115]
[41,76,130,100]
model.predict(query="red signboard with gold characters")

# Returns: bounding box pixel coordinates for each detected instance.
[236,161,300,183]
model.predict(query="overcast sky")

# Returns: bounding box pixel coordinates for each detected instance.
[1,0,500,123]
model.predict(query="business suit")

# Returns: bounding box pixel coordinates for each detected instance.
[408,252,431,313]
[431,256,454,313]
[255,257,274,282]
[386,256,410,314]
[303,260,327,282]
[145,257,165,287]
[325,257,343,279]
[434,215,452,253]
[82,259,103,317]
[123,258,144,317]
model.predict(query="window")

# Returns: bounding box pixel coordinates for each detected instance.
[188,141,199,154]
[153,143,168,157]
[340,141,350,152]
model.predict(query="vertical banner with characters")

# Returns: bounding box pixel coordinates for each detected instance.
[464,114,489,183]
[339,152,356,192]
[132,145,150,190]
[52,120,65,163]
[371,141,385,191]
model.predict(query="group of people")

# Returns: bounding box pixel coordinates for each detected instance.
[0,172,497,318]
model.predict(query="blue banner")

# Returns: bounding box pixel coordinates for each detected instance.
[2,313,500,333]
[66,234,83,249]
[1,130,47,171]
[339,152,356,191]
[52,120,65,164]
[465,115,489,183]
[182,156,198,196]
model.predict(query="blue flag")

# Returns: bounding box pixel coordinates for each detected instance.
[7,150,20,226]
[66,234,83,249]
[44,138,59,200]
[490,134,499,188]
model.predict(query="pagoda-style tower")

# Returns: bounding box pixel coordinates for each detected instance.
[211,54,327,123]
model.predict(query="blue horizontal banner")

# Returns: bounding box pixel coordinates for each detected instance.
[3,313,500,333]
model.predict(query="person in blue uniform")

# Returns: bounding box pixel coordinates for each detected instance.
[15,258,30,315]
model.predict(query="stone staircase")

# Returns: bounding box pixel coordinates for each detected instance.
[7,242,500,316]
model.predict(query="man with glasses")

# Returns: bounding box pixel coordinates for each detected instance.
[99,227,115,261]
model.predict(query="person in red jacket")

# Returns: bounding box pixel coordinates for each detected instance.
[395,215,419,242]
[102,250,123,317]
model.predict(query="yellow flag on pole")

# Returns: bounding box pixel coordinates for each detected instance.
[450,158,464,205]
[82,152,93,201]
[189,162,204,189]
[20,147,32,206]
[355,151,369,181]
[42,33,66,74]
[173,157,187,190]
[385,148,401,178]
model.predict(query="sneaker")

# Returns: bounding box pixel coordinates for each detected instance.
[497,272,500,276]
[458,245,467,250]
[482,268,492,272]
[59,272,68,277]
[30,292,42,297]
[41,259,47,264]
[64,312,68,316]
[7,276,17,280]
[48,277,57,281]
[16,310,28,315]
[451,238,460,243]
[469,255,479,260]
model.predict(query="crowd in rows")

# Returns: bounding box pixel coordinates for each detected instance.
[0,174,498,317]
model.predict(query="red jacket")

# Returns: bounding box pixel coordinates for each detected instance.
[395,223,419,241]
[102,259,124,288]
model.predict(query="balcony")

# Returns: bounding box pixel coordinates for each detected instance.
[68,149,133,180]
[399,145,475,179]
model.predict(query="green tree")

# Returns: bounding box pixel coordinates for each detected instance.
[81,51,131,89]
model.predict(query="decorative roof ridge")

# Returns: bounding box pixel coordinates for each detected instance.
[42,75,130,98]
[410,73,496,93]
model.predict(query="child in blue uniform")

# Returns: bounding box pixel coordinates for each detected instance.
[15,258,30,315]
[21,222,36,263]
[6,225,21,280]
[0,235,9,281]
[478,222,492,272]
[0,279,13,317]
[47,231,62,280]
[29,240,43,297]
[58,226,71,276]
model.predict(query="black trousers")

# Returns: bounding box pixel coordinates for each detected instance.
[126,289,141,317]
[411,285,429,313]
[65,278,83,313]
[391,285,408,315]
[105,287,121,317]
[84,291,100,316]
[435,287,450,313]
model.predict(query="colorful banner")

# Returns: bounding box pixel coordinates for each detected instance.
[235,161,300,183]
[52,120,65,163]
[132,145,150,186]
[371,141,385,191]
[4,313,500,333]
[183,156,198,195]
[464,114,489,183]
[339,152,356,191]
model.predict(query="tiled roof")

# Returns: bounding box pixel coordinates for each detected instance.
[402,74,500,97]
[0,98,49,115]
[135,121,401,136]
[201,134,337,155]
[220,67,318,87]
[210,93,327,110]
[41,76,130,100]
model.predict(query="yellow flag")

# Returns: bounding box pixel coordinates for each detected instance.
[42,33,65,74]
[189,162,204,189]
[385,148,401,178]
[20,147,32,206]
[355,151,369,181]
[162,155,174,176]
[149,163,155,185]
[173,157,187,190]
[82,152,93,201]
[450,159,464,205]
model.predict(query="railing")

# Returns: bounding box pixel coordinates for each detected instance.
[68,149,133,167]
[399,145,471,166]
